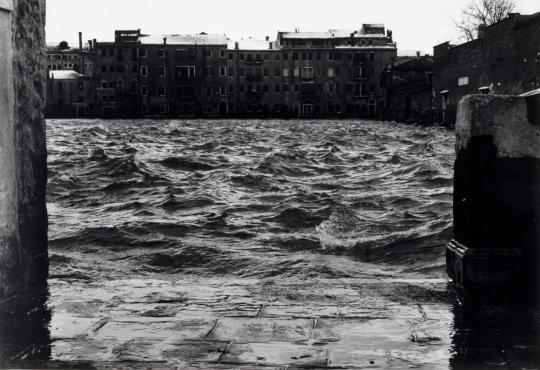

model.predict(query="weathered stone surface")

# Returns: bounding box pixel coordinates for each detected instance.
[449,94,540,287]
[0,0,47,299]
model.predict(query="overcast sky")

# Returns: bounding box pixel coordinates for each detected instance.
[46,0,538,54]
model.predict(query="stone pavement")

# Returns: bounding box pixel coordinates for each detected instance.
[1,274,539,369]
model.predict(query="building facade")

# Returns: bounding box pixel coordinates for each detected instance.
[380,54,434,124]
[45,25,397,119]
[433,12,540,125]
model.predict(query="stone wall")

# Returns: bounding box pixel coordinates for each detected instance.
[447,93,540,287]
[0,0,47,299]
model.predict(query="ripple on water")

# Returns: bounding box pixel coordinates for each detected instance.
[46,119,454,280]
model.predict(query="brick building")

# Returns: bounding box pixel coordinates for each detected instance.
[433,12,540,125]
[380,54,434,124]
[45,70,96,117]
[45,24,397,119]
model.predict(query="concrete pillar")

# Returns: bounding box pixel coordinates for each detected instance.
[0,0,48,299]
[447,93,540,288]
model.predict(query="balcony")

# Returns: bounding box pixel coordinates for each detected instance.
[245,75,263,82]
[245,59,263,65]
[245,91,264,99]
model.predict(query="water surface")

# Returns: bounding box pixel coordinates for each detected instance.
[47,119,454,282]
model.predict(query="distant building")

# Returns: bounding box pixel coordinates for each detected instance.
[45,70,96,117]
[380,54,434,124]
[433,12,540,125]
[45,25,397,119]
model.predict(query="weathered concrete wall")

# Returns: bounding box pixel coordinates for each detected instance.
[0,0,48,299]
[447,93,540,287]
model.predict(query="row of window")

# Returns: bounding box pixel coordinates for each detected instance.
[126,65,374,79]
[47,54,80,60]
[96,47,376,62]
[130,82,375,96]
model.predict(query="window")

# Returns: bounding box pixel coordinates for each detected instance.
[368,40,373,46]
[369,52,375,61]
[141,66,148,77]
[240,53,245,61]
[303,104,313,115]
[228,67,234,76]
[140,49,147,58]
[116,65,124,73]
[240,85,245,93]
[294,67,300,77]
[263,68,269,77]
[283,52,288,60]
[158,86,165,96]
[228,84,234,93]
[328,52,335,61]
[292,52,299,60]
[206,86,212,96]
[109,66,115,72]
[219,66,227,76]
[458,76,469,86]
[101,66,107,73]
[302,52,312,60]
[131,65,137,73]
[142,105,148,113]
[220,85,226,95]
[369,84,375,93]
[283,84,289,92]
[206,50,212,57]
[176,66,196,79]
[275,84,280,93]
[316,52,321,60]
[275,54,280,61]
[159,66,166,77]
[141,85,148,95]
[228,53,234,61]
[219,50,226,58]
[160,105,167,113]
[274,68,280,77]
[157,49,165,57]
[328,83,335,93]
[294,83,299,93]
[206,66,213,76]
[328,67,334,78]
[239,68,245,77]
[262,85,269,93]
[302,67,313,79]
[263,54,269,61]
[283,68,289,77]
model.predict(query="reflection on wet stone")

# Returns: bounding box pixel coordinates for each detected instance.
[0,287,51,363]
[450,293,540,370]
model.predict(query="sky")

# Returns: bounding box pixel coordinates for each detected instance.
[46,0,538,55]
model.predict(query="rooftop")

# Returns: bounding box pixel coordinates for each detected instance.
[49,70,82,80]
[227,38,277,50]
[140,33,228,45]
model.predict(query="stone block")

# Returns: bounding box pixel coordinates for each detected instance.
[449,93,540,287]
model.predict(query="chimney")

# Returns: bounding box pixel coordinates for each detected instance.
[235,41,239,50]
[93,38,97,48]
[78,32,84,75]
[88,40,92,49]
[265,36,269,41]
[269,42,273,49]
[477,23,487,39]
[416,50,420,58]
[163,37,167,45]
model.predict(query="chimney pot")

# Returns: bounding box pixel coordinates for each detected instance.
[265,36,269,41]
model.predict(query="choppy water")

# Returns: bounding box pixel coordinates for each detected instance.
[47,119,454,282]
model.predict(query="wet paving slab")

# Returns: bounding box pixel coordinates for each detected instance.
[1,276,539,369]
